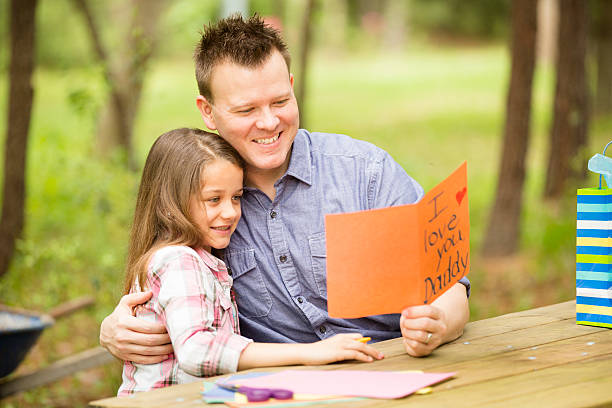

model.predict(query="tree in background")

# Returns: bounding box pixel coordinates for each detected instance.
[544,0,589,199]
[482,0,537,257]
[295,0,317,128]
[72,0,167,170]
[593,0,612,115]
[0,0,37,278]
[537,0,558,66]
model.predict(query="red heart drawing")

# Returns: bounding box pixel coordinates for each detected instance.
[456,187,467,205]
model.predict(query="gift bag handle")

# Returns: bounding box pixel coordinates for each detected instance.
[599,140,612,189]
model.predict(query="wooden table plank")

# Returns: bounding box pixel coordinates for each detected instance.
[328,312,605,372]
[90,301,612,408]
[366,354,612,408]
[457,300,578,340]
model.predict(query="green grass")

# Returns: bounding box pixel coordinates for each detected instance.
[1,44,611,406]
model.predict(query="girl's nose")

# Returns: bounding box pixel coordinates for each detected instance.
[220,201,239,220]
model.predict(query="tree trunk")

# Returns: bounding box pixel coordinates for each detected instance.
[296,0,317,129]
[383,0,407,51]
[594,0,612,115]
[544,0,589,199]
[72,0,166,170]
[0,0,37,278]
[482,0,537,257]
[537,0,558,65]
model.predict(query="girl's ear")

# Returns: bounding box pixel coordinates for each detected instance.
[196,95,217,131]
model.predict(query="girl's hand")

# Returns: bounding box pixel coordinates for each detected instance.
[303,333,384,365]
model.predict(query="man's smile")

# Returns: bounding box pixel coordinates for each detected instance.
[253,132,281,145]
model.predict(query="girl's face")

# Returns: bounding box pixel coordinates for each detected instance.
[189,159,244,252]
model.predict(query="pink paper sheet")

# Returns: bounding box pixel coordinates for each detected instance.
[227,370,455,399]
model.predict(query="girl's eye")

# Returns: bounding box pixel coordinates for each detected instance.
[232,195,242,201]
[207,197,220,203]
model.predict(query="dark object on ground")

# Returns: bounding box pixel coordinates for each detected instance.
[0,305,54,378]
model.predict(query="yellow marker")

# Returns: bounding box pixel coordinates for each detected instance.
[358,337,371,343]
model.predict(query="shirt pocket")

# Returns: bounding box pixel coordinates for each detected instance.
[225,249,272,318]
[308,231,327,298]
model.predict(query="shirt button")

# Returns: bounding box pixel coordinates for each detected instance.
[270,210,277,219]
[297,297,304,304]
[319,326,326,334]
[279,255,287,263]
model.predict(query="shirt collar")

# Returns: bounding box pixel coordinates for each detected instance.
[283,129,312,186]
[195,247,223,271]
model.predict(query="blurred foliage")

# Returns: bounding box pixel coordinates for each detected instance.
[0,0,7,71]
[410,0,510,40]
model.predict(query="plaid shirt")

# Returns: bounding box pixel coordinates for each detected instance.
[118,246,252,396]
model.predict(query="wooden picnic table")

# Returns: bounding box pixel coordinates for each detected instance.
[90,300,612,407]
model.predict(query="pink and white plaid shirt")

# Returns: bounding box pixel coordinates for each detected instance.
[118,246,252,396]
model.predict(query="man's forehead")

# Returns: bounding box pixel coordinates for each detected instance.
[209,53,291,103]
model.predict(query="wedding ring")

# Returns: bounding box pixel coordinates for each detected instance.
[425,332,432,344]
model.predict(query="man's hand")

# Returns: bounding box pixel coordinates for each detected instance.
[400,282,469,357]
[99,291,173,364]
[400,305,447,357]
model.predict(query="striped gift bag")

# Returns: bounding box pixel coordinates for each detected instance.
[576,188,612,328]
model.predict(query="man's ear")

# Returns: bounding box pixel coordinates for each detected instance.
[196,95,217,131]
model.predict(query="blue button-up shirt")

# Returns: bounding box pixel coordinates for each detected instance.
[225,129,470,343]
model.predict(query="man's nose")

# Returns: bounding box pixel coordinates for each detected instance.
[256,107,280,130]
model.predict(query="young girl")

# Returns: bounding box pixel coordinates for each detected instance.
[118,128,382,395]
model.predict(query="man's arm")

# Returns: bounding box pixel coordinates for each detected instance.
[99,291,174,364]
[399,282,469,357]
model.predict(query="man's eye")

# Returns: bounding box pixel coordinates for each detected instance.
[237,108,254,114]
[273,99,289,106]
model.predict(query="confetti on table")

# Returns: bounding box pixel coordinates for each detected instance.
[587,342,595,346]
[527,356,537,360]
[463,342,470,345]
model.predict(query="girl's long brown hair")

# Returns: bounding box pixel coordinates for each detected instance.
[124,128,245,294]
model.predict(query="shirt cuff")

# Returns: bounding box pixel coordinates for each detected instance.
[459,276,471,298]
[218,332,253,374]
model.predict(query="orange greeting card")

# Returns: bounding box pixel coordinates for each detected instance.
[325,162,469,318]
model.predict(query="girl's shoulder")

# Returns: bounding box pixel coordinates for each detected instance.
[148,245,224,275]
[147,245,200,275]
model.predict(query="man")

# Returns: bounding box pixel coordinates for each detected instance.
[100,14,469,363]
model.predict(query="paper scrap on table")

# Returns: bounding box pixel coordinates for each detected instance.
[203,372,364,407]
[224,395,364,408]
[326,161,470,318]
[225,370,456,400]
[202,372,271,403]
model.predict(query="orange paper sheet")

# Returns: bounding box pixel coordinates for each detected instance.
[325,162,469,318]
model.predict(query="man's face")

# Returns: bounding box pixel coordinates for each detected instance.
[197,51,300,178]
